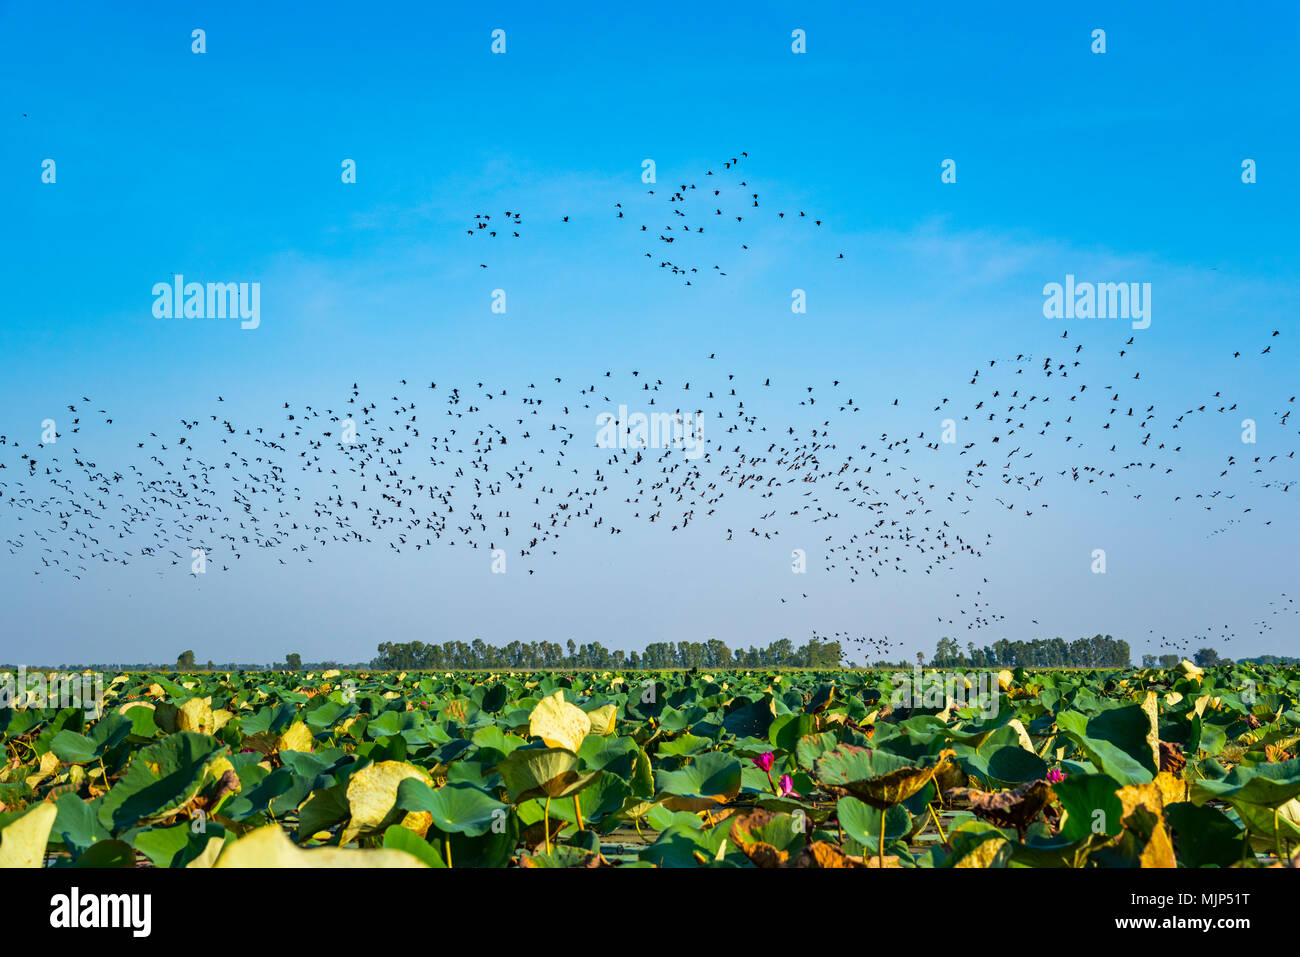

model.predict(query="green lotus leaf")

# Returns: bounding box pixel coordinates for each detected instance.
[382,824,446,867]
[294,780,353,841]
[640,821,733,868]
[396,778,509,836]
[133,820,226,868]
[1053,772,1123,841]
[814,744,942,808]
[52,790,110,857]
[51,716,130,765]
[1056,700,1159,786]
[656,733,714,757]
[729,809,807,866]
[1165,801,1247,867]
[654,751,742,812]
[1231,797,1300,856]
[721,696,775,739]
[836,795,911,853]
[768,713,817,752]
[97,731,229,832]
[547,773,631,827]
[75,839,136,868]
[1190,757,1300,809]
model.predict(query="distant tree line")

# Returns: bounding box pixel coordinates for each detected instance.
[930,635,1132,668]
[21,638,1287,674]
[1238,654,1299,666]
[1142,648,1235,669]
[371,637,845,671]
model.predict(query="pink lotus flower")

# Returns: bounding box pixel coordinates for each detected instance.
[1046,768,1066,784]
[754,752,775,773]
[777,774,799,798]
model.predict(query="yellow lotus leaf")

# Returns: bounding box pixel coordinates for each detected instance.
[322,669,341,680]
[176,697,214,734]
[954,835,1010,868]
[586,704,617,736]
[1155,771,1187,808]
[212,709,234,732]
[400,810,433,838]
[215,824,428,867]
[1007,718,1034,752]
[530,690,589,753]
[1164,691,1184,708]
[184,834,227,868]
[1175,659,1204,678]
[118,700,154,717]
[997,669,1014,691]
[342,761,433,845]
[1116,781,1177,868]
[25,751,61,790]
[1139,691,1161,771]
[147,683,166,699]
[276,721,314,754]
[0,802,57,868]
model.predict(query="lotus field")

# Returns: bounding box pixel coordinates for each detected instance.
[2,662,1299,868]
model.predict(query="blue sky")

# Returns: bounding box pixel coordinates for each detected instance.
[1,2,1297,666]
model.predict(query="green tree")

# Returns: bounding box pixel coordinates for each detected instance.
[1193,647,1220,668]
[285,652,303,671]
[176,649,196,670]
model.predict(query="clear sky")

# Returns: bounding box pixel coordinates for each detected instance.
[1,1,1297,666]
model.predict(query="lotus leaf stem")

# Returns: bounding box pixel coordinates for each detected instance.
[879,805,886,870]
[927,802,948,846]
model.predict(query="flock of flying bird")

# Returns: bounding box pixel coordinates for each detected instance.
[3,152,1295,662]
